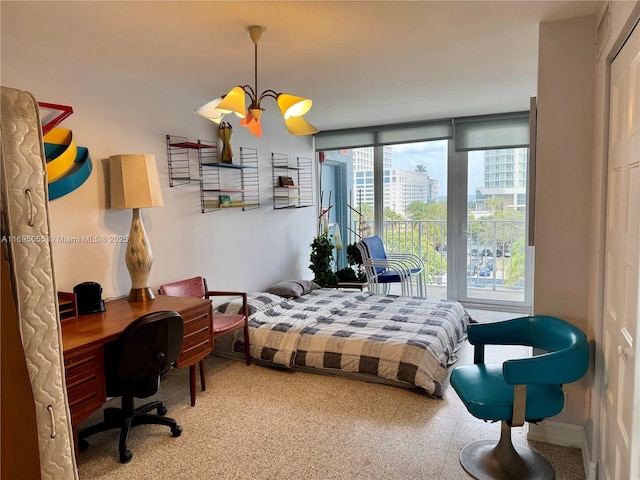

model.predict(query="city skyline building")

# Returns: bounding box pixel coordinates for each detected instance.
[351,147,439,217]
[475,148,528,212]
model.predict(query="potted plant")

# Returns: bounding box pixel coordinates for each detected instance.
[309,233,339,287]
[335,243,367,282]
[338,243,367,282]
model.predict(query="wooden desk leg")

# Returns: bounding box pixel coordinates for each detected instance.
[199,359,206,392]
[188,360,206,407]
[189,365,196,407]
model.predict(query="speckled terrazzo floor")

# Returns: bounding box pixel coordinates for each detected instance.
[76,309,585,480]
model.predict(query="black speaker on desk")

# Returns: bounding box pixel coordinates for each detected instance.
[73,282,106,314]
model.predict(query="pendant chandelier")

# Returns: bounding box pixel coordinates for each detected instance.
[194,25,318,137]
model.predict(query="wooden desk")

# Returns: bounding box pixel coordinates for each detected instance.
[61,295,212,450]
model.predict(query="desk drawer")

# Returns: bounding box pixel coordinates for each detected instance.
[183,311,211,337]
[177,311,212,367]
[64,345,105,425]
[67,371,104,424]
[65,345,102,378]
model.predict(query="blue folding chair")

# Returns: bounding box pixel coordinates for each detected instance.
[355,235,425,296]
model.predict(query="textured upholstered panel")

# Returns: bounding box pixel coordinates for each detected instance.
[0,86,78,479]
[159,276,206,298]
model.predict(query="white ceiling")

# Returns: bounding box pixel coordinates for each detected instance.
[2,1,603,132]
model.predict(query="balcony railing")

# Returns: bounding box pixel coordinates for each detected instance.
[357,219,526,299]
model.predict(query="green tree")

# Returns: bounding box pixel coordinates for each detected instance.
[415,164,427,172]
[354,203,374,238]
[359,203,374,220]
[490,210,526,260]
[485,196,505,212]
[490,208,525,221]
[398,200,448,282]
[407,201,429,220]
[407,201,447,248]
[407,201,446,221]
[468,205,525,256]
[384,207,403,220]
[504,238,526,287]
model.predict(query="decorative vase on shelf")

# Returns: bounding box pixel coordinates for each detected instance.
[219,122,233,164]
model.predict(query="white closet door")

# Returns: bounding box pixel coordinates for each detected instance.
[601,20,640,480]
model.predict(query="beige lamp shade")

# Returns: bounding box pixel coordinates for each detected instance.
[216,86,247,118]
[193,98,224,123]
[110,154,164,209]
[277,94,312,118]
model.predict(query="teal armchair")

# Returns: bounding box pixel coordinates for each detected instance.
[450,315,589,479]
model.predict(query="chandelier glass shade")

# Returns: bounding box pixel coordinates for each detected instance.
[194,25,318,137]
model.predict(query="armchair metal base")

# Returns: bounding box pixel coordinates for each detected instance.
[459,421,554,480]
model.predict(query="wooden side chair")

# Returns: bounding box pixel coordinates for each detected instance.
[158,276,251,406]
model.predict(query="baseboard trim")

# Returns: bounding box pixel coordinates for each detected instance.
[528,420,583,447]
[527,421,597,480]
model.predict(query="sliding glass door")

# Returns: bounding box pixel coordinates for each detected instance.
[450,148,533,308]
[316,112,533,310]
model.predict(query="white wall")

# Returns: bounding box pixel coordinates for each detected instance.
[536,14,596,426]
[1,33,316,299]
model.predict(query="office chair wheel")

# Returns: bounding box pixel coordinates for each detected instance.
[158,405,167,416]
[171,425,183,437]
[119,449,133,463]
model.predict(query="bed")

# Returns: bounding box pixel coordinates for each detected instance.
[215,284,471,398]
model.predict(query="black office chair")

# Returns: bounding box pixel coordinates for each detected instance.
[78,310,184,463]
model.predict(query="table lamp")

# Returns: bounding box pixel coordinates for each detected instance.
[109,154,164,302]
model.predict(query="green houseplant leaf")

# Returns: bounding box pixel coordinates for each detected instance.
[309,233,338,287]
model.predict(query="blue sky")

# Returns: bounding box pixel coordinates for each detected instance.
[389,140,484,196]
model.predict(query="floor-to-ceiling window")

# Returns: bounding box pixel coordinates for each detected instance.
[454,148,532,306]
[382,141,448,299]
[316,112,532,310]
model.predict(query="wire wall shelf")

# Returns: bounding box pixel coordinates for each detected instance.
[166,135,259,213]
[271,153,314,210]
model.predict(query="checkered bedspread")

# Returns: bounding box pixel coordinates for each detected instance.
[234,289,470,397]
